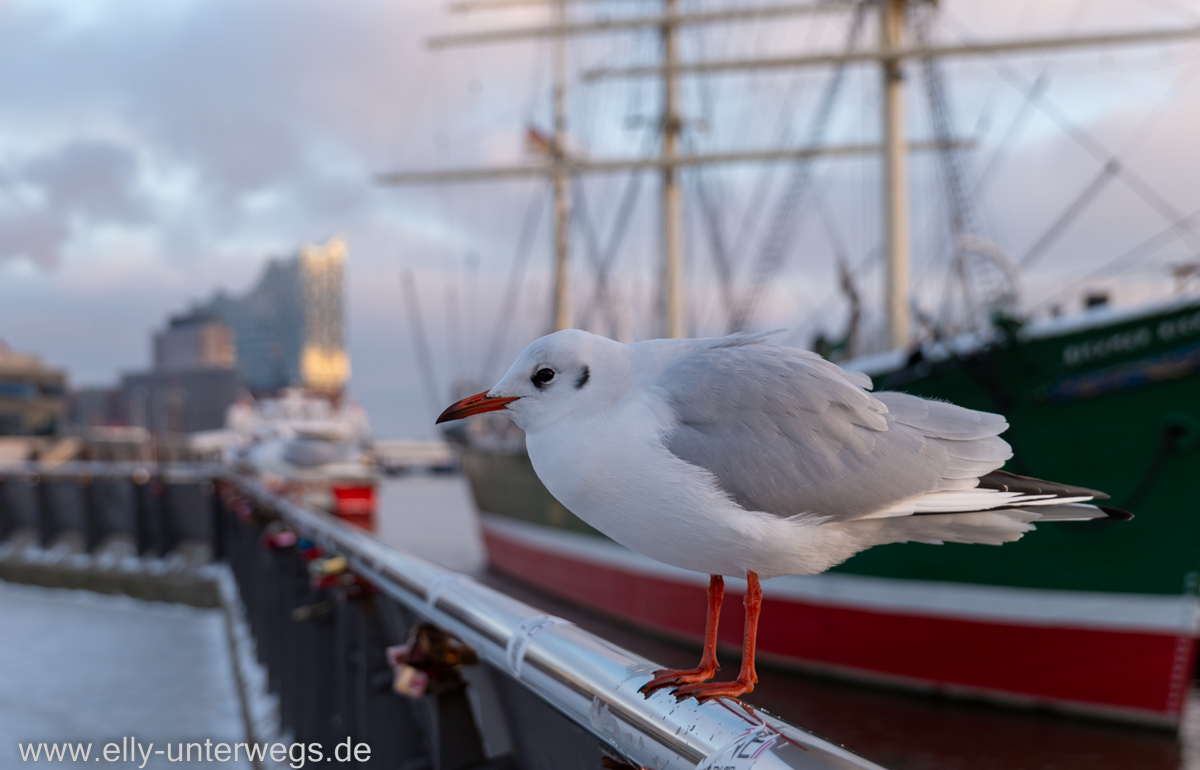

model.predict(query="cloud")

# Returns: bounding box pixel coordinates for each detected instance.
[1,140,150,266]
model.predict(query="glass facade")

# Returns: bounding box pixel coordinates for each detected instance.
[201,238,349,395]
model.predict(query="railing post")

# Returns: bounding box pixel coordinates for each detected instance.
[357,597,430,768]
[134,472,159,556]
[212,481,227,563]
[36,474,54,548]
[0,475,11,543]
[82,474,102,553]
[278,545,301,735]
[159,480,179,556]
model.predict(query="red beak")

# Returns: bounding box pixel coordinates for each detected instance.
[436,390,520,424]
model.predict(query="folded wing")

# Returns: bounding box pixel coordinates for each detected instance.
[658,336,1118,530]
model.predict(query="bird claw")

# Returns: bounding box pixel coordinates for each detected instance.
[638,666,718,697]
[670,679,755,703]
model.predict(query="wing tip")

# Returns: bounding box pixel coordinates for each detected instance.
[1098,505,1134,521]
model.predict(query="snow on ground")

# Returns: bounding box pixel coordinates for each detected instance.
[0,581,250,769]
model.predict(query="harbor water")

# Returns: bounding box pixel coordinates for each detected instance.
[374,474,1200,770]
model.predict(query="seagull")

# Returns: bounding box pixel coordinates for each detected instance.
[437,330,1130,702]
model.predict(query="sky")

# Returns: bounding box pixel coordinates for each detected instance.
[1,0,1199,438]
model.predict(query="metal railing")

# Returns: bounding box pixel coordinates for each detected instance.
[0,462,889,770]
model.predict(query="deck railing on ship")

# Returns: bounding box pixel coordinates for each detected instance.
[0,462,887,770]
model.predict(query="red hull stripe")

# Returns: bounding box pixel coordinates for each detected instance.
[483,527,1195,720]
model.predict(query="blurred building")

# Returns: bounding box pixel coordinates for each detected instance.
[70,237,349,437]
[108,311,240,435]
[119,367,239,435]
[153,311,235,371]
[69,386,122,429]
[200,237,349,395]
[0,340,67,436]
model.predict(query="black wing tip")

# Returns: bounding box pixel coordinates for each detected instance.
[979,470,1110,500]
[1098,505,1134,521]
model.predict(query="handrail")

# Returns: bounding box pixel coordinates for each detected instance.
[225,472,887,770]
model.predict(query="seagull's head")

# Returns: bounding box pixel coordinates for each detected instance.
[436,329,626,433]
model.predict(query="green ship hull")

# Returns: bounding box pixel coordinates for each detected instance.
[837,298,1200,596]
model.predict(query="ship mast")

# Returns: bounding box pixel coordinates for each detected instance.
[881,0,911,350]
[661,0,685,338]
[551,0,572,331]
[586,6,1200,350]
[386,1,1200,349]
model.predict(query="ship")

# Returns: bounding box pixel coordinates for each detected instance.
[387,0,1200,728]
[193,388,380,530]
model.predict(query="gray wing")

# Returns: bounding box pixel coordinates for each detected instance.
[658,337,1011,521]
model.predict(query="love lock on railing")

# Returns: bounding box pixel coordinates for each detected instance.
[387,623,490,770]
[386,622,478,699]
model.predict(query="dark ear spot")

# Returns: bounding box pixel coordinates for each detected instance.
[575,366,590,389]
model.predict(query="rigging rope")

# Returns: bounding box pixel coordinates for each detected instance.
[685,136,738,331]
[1032,203,1200,313]
[731,12,834,252]
[482,188,548,378]
[572,131,654,334]
[732,5,868,332]
[401,271,444,418]
[1019,160,1119,269]
[939,10,1200,255]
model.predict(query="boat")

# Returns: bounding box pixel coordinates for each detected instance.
[194,388,380,530]
[397,0,1200,728]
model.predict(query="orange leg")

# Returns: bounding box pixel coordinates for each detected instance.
[639,575,724,695]
[672,572,761,703]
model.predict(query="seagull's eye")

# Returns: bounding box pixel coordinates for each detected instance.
[532,368,555,387]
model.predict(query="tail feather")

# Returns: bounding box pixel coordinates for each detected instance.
[847,509,1038,548]
[1013,502,1130,522]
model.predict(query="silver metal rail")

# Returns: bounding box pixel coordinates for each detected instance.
[228,473,887,770]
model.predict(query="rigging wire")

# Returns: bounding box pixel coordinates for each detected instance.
[685,153,738,331]
[783,244,882,347]
[910,0,1088,296]
[572,129,654,333]
[1019,160,1119,268]
[400,271,444,418]
[733,4,869,331]
[481,187,549,378]
[916,6,988,327]
[813,191,850,266]
[1031,203,1200,313]
[730,12,834,253]
[938,10,1200,254]
[683,0,758,334]
[909,75,1049,303]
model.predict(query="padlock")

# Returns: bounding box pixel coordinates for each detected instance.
[260,522,298,550]
[310,555,348,577]
[392,664,429,698]
[291,598,335,622]
[297,539,324,562]
[384,624,478,699]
